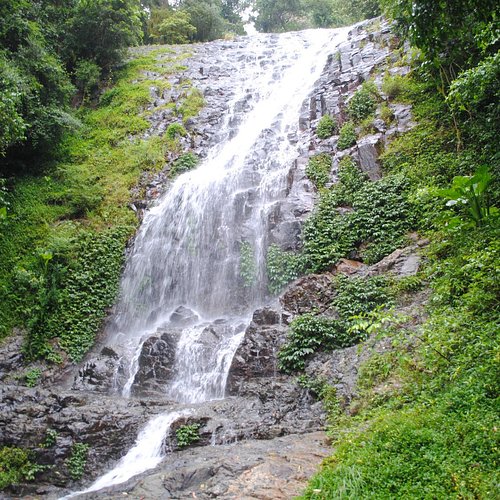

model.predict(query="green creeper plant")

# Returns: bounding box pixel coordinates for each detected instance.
[176,424,201,448]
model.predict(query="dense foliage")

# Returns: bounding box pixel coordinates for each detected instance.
[300,2,500,496]
[253,0,380,32]
[146,0,248,44]
[279,276,390,372]
[0,46,200,363]
[0,0,143,167]
[302,156,414,271]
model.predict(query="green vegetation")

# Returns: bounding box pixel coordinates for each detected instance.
[336,122,357,150]
[169,152,199,178]
[66,443,89,481]
[41,429,58,449]
[175,424,201,448]
[24,368,42,388]
[316,115,337,139]
[254,0,380,32]
[146,0,247,43]
[239,241,257,287]
[266,244,303,295]
[0,447,43,490]
[301,2,500,497]
[0,46,202,362]
[347,81,379,123]
[305,154,332,190]
[302,156,413,272]
[279,276,390,372]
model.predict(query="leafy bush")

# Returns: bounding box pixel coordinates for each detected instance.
[165,122,187,140]
[381,73,409,100]
[169,152,199,178]
[66,443,89,481]
[24,368,41,387]
[23,227,129,362]
[176,424,201,448]
[437,165,497,227]
[302,172,414,272]
[347,81,379,122]
[305,153,332,189]
[239,241,256,287]
[279,276,390,372]
[316,114,337,139]
[337,122,357,150]
[0,447,42,489]
[266,244,303,295]
[279,314,351,372]
[379,101,394,123]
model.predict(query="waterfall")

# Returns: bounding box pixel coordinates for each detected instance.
[65,27,349,497]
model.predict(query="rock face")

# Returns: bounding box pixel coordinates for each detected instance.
[131,333,177,396]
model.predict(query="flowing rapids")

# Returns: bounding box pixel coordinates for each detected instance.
[66,27,349,497]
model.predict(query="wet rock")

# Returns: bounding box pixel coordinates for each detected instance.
[0,329,25,382]
[169,306,199,327]
[356,134,382,180]
[280,273,336,316]
[71,347,120,393]
[71,432,330,500]
[131,335,177,396]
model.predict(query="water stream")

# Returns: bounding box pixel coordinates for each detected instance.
[66,27,349,497]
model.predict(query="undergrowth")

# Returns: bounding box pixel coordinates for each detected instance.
[0,46,203,362]
[300,64,499,499]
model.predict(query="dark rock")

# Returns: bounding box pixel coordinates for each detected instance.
[280,273,336,316]
[356,134,382,180]
[131,334,177,396]
[169,306,199,327]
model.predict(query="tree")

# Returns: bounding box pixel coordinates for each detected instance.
[0,0,74,165]
[253,0,306,32]
[156,10,197,44]
[65,0,143,72]
[179,0,226,41]
[381,0,499,76]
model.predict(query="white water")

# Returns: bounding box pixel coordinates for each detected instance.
[62,411,188,499]
[65,27,349,497]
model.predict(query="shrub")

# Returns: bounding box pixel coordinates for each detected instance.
[317,114,337,139]
[305,153,332,189]
[278,314,350,372]
[337,122,357,150]
[0,447,42,489]
[239,240,256,287]
[169,152,199,178]
[25,368,41,387]
[279,276,390,372]
[302,173,414,272]
[266,244,303,295]
[165,122,187,140]
[66,443,89,481]
[379,101,394,124]
[382,73,409,100]
[176,424,201,448]
[347,81,379,122]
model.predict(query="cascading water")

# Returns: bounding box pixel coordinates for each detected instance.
[65,27,349,497]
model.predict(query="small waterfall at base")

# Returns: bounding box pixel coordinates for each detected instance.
[65,27,349,497]
[61,411,189,499]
